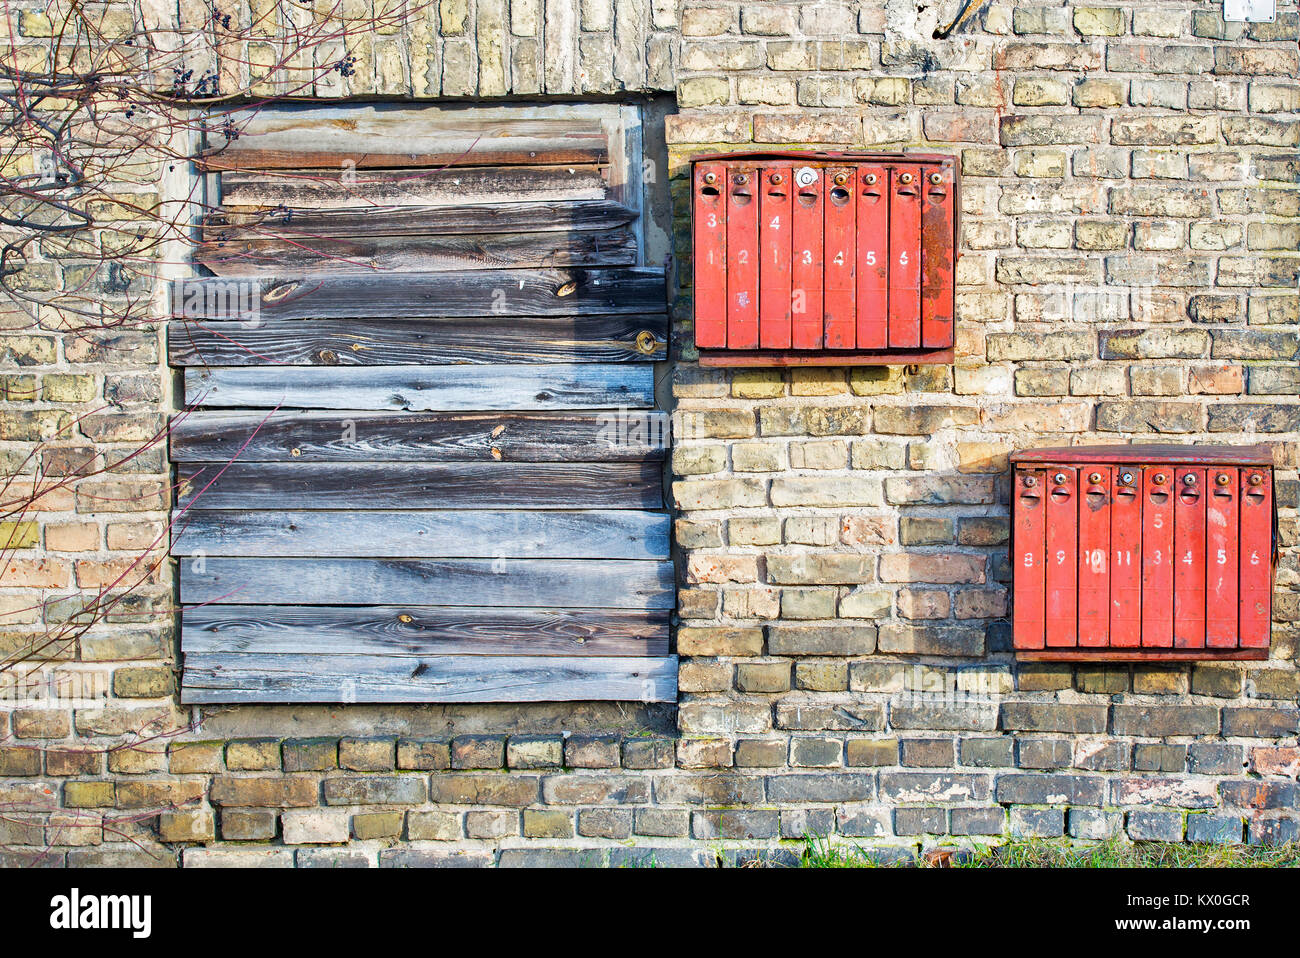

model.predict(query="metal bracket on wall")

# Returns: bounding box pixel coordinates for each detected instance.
[1223,0,1275,22]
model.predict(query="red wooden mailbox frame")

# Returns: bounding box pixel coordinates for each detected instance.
[1010,444,1277,662]
[691,151,958,367]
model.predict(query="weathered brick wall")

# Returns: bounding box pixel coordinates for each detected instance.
[0,0,1296,867]
[664,0,1300,854]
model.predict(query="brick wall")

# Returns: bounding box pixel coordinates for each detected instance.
[0,0,1296,867]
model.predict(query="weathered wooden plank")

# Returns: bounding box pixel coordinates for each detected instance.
[169,268,668,319]
[200,107,608,170]
[167,315,667,366]
[203,200,636,239]
[169,410,669,462]
[175,461,664,510]
[181,654,678,703]
[179,558,675,608]
[195,227,638,276]
[172,509,670,558]
[184,363,655,411]
[219,165,610,211]
[182,605,670,656]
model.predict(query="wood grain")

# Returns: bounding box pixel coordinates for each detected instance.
[181,653,678,703]
[195,227,637,275]
[168,410,669,462]
[168,315,666,366]
[202,200,636,239]
[176,461,664,510]
[172,509,670,559]
[184,363,656,410]
[219,165,610,211]
[170,268,668,319]
[179,557,676,609]
[182,605,670,656]
[200,107,608,170]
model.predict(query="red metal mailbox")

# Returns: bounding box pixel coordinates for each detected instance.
[691,151,958,366]
[1011,445,1276,661]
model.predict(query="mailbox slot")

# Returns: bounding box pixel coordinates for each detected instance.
[692,150,958,366]
[1011,445,1276,662]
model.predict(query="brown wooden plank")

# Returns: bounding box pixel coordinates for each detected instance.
[219,165,611,211]
[168,410,670,462]
[181,653,678,703]
[167,315,667,366]
[183,363,655,410]
[200,106,608,171]
[170,268,667,319]
[171,509,671,559]
[175,461,664,510]
[182,605,670,656]
[202,200,636,238]
[194,226,638,275]
[699,348,956,367]
[179,557,675,608]
[1018,649,1270,662]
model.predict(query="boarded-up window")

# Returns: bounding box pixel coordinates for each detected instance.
[170,103,675,703]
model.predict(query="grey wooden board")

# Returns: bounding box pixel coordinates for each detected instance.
[179,558,676,608]
[184,364,655,410]
[170,268,668,319]
[182,605,670,656]
[201,106,608,169]
[167,315,667,366]
[176,461,664,510]
[168,410,669,462]
[181,654,678,703]
[194,226,638,275]
[219,165,610,211]
[203,199,637,238]
[172,509,670,558]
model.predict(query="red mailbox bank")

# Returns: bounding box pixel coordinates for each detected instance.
[692,151,958,366]
[1011,445,1276,661]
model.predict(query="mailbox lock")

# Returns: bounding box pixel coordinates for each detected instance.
[770,171,784,185]
[1248,473,1263,486]
[833,171,849,186]
[1053,472,1068,485]
[1183,474,1197,486]
[703,171,717,185]
[863,173,878,185]
[1022,475,1038,487]
[794,167,818,187]
[899,172,914,184]
[1088,472,1103,484]
[1215,473,1231,486]
[1119,471,1135,485]
[733,173,749,185]
[1153,472,1167,485]
[929,172,943,185]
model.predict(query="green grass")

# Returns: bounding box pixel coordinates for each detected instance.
[800,836,1300,868]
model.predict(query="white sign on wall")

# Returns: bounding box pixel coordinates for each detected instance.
[1223,0,1276,21]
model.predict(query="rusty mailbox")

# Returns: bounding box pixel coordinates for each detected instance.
[1011,445,1276,661]
[692,151,958,366]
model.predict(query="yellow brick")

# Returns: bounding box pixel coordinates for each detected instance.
[731,370,785,398]
[0,521,39,549]
[790,368,848,396]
